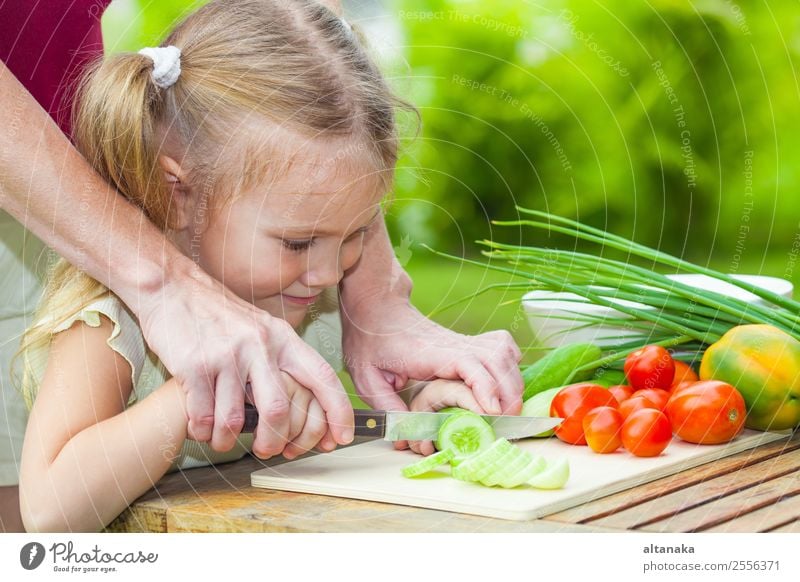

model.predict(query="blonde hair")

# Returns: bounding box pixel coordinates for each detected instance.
[17,0,416,407]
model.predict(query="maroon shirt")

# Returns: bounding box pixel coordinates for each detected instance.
[0,0,111,137]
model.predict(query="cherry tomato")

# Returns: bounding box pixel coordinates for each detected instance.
[666,380,746,444]
[582,406,623,454]
[624,345,676,391]
[621,409,672,457]
[618,396,659,420]
[632,388,671,411]
[608,385,635,404]
[671,360,699,387]
[550,383,619,445]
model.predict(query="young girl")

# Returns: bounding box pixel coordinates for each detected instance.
[15,0,490,533]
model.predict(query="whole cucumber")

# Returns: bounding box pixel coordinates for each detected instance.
[590,367,627,388]
[522,343,602,401]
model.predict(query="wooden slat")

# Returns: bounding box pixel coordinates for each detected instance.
[638,472,800,532]
[703,491,800,532]
[582,447,800,530]
[543,436,799,524]
[768,519,799,533]
[165,492,628,533]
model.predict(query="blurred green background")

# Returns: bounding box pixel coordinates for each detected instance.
[102,0,800,370]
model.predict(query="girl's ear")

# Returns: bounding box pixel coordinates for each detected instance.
[158,155,194,230]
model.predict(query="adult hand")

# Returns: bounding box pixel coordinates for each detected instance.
[138,259,354,457]
[341,296,524,450]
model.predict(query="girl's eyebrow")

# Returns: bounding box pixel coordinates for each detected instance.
[280,208,382,238]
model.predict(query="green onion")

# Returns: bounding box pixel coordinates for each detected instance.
[429,207,800,366]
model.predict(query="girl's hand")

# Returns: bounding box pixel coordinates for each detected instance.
[245,372,331,460]
[407,379,486,457]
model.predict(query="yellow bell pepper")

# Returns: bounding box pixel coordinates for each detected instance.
[700,324,800,431]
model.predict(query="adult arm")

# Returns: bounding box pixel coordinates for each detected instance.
[339,218,524,421]
[0,62,353,456]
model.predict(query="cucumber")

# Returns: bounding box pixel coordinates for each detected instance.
[527,458,570,490]
[451,438,569,490]
[451,438,515,482]
[434,409,496,464]
[401,449,455,478]
[520,386,562,438]
[522,343,602,400]
[497,455,546,489]
[590,367,627,388]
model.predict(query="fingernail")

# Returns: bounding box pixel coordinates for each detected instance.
[342,429,354,444]
[491,397,501,414]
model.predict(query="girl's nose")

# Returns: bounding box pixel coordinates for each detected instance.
[303,251,344,289]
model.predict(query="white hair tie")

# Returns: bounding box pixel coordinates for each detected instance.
[138,45,181,89]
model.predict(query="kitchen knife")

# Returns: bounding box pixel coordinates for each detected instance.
[241,405,562,441]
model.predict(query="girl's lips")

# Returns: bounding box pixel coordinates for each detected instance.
[280,293,320,306]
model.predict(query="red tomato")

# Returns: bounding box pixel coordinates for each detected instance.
[624,345,676,391]
[582,406,623,454]
[618,396,659,420]
[666,380,746,444]
[671,360,699,387]
[550,383,619,445]
[621,409,672,457]
[632,388,671,411]
[671,380,696,395]
[608,385,635,404]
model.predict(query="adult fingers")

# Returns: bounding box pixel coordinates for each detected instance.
[351,366,410,451]
[351,365,409,412]
[448,356,502,415]
[481,357,524,415]
[183,367,216,443]
[248,358,291,459]
[281,336,353,445]
[209,366,246,452]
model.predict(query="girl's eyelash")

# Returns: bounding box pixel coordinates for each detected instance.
[281,226,368,253]
[282,238,316,252]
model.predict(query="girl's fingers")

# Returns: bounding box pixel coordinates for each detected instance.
[210,366,246,452]
[247,358,291,459]
[286,384,312,443]
[280,336,353,445]
[183,368,216,443]
[283,398,327,459]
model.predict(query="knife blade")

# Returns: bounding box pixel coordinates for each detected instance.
[241,405,561,441]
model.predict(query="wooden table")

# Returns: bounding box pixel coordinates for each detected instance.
[107,431,800,533]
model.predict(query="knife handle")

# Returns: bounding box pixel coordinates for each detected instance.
[242,405,386,438]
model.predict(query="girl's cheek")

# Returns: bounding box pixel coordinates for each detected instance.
[340,240,364,272]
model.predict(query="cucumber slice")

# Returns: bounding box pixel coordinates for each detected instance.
[527,458,570,490]
[480,447,529,487]
[497,455,547,489]
[434,410,496,464]
[451,438,514,481]
[401,449,455,478]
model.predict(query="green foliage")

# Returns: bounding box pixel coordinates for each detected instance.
[101,0,800,282]
[390,0,800,272]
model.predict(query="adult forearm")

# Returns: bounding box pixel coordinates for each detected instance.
[340,216,413,309]
[0,61,185,312]
[21,380,187,532]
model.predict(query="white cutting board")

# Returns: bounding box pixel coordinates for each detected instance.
[251,430,789,521]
